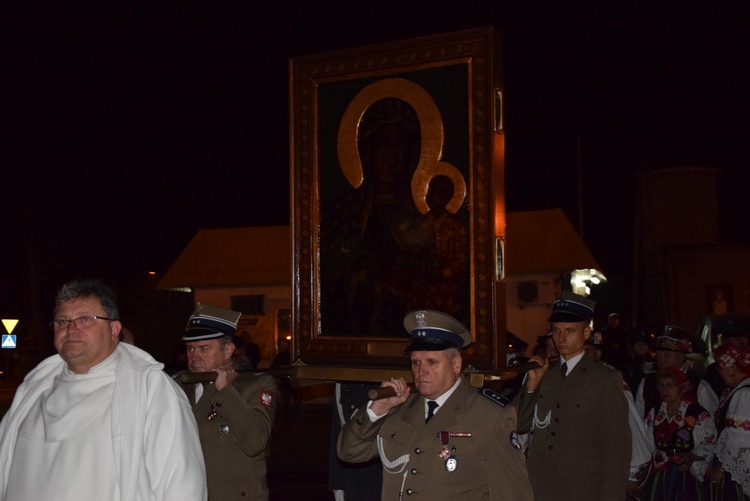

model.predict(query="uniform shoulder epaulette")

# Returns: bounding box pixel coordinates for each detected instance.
[478,388,511,407]
[599,361,618,371]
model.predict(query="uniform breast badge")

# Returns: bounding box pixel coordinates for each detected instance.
[207,403,218,421]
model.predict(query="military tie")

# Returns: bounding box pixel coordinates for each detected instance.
[426,400,439,423]
[561,362,568,380]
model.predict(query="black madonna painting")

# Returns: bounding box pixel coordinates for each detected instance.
[290,27,505,370]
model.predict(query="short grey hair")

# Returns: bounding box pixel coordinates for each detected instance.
[445,347,461,360]
[54,278,120,320]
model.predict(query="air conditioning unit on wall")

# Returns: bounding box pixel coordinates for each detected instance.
[515,279,556,305]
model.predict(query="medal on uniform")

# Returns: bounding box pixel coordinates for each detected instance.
[438,431,471,442]
[438,431,450,445]
[437,431,467,470]
[207,403,218,421]
[445,455,458,472]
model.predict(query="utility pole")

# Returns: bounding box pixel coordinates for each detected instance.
[577,135,584,238]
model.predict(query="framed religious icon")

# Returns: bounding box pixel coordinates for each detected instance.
[290,26,506,372]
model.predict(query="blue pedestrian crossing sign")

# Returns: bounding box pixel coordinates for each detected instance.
[2,335,16,349]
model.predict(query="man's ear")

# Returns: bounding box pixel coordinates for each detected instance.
[224,342,236,361]
[583,325,592,341]
[111,320,122,342]
[452,353,462,375]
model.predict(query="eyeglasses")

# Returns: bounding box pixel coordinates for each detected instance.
[49,315,117,332]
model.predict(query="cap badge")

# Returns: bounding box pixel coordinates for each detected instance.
[415,311,426,328]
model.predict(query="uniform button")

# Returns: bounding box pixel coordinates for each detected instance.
[410,468,418,475]
[548,445,554,450]
[551,431,556,436]
[240,492,246,496]
[216,401,222,407]
[576,403,581,408]
[415,448,422,454]
[406,489,413,495]
[556,403,561,408]
[554,417,559,422]
[356,418,363,425]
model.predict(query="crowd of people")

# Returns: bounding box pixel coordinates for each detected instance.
[332,291,750,500]
[520,296,750,501]
[1,278,749,500]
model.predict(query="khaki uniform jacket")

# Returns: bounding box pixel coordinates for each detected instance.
[515,356,631,501]
[175,371,278,501]
[338,377,534,500]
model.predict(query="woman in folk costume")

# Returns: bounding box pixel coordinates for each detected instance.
[640,367,717,500]
[707,338,750,500]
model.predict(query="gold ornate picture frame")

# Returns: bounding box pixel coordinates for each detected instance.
[290,26,506,372]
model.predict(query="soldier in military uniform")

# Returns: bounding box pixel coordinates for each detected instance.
[514,291,631,501]
[337,310,534,500]
[174,304,278,500]
[329,381,383,501]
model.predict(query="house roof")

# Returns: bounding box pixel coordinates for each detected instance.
[157,226,291,290]
[505,208,601,274]
[157,208,601,289]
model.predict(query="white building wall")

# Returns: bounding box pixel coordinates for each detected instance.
[505,272,560,355]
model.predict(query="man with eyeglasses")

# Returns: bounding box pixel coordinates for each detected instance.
[514,291,631,501]
[0,278,207,501]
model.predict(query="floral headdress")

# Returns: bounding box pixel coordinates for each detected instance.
[715,338,750,375]
[655,335,692,354]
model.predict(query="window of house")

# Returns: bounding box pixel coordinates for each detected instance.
[232,295,265,315]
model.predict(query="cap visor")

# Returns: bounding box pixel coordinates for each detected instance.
[548,312,589,323]
[182,328,228,341]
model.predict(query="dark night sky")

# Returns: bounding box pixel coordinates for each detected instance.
[3,2,750,321]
